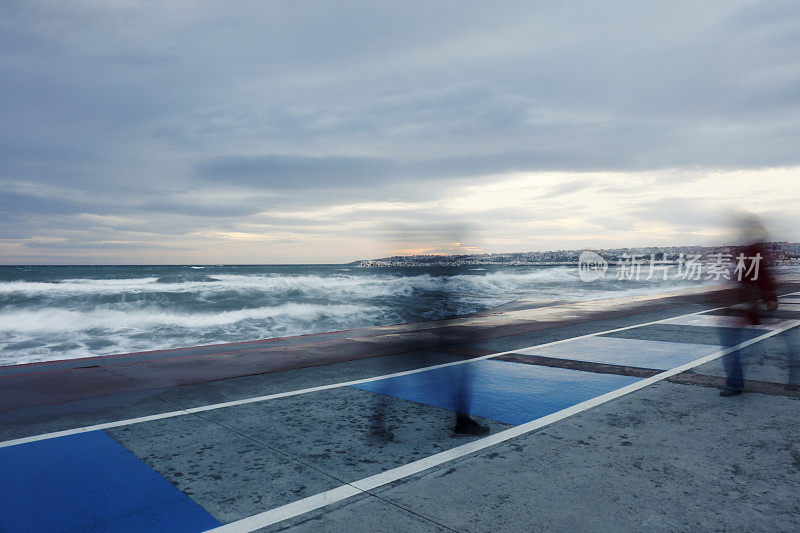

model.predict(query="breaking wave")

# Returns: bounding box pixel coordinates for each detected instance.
[0,263,737,365]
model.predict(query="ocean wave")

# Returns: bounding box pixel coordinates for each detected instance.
[0,300,389,365]
[0,268,583,299]
[0,302,380,333]
[0,278,162,295]
[155,274,220,283]
[0,263,771,366]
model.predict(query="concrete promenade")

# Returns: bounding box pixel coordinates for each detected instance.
[1,283,800,531]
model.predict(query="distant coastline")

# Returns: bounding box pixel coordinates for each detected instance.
[355,242,800,267]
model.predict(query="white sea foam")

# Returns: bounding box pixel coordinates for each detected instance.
[0,273,420,298]
[0,263,768,366]
[0,268,599,300]
[0,302,378,333]
[0,300,386,365]
[0,278,162,295]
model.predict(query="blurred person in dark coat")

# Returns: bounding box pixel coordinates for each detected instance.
[718,215,779,397]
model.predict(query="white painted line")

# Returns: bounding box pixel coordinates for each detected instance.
[206,318,800,533]
[0,304,728,449]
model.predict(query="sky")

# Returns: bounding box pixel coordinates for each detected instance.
[1,0,799,264]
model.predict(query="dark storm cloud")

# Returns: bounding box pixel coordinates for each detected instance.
[136,198,269,218]
[1,0,799,261]
[196,155,393,188]
[22,240,178,250]
[0,192,92,220]
[195,151,626,189]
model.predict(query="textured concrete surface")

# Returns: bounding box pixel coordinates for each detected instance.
[107,415,339,523]
[271,298,800,531]
[106,383,508,523]
[0,351,462,442]
[282,378,800,532]
[3,284,800,532]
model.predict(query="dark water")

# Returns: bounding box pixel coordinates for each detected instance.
[0,263,736,365]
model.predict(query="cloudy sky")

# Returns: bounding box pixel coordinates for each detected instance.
[1,0,799,264]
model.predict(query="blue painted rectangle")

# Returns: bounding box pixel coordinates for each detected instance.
[352,360,641,425]
[0,431,221,532]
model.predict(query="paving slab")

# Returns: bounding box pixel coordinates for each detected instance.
[0,389,171,442]
[660,314,795,330]
[692,327,800,386]
[273,493,450,532]
[602,323,762,346]
[188,386,510,483]
[465,304,711,353]
[707,308,800,320]
[105,415,339,524]
[297,381,800,532]
[354,359,641,425]
[514,336,721,370]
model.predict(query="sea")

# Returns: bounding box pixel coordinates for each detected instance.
[1,263,795,366]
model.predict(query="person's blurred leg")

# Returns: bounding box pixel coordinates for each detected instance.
[721,349,745,392]
[454,364,472,427]
[719,321,745,395]
[368,393,394,441]
[782,334,800,390]
[452,363,489,435]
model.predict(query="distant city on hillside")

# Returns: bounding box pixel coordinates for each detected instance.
[354,242,800,267]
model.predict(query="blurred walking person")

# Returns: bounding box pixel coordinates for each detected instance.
[369,272,489,438]
[718,215,778,397]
